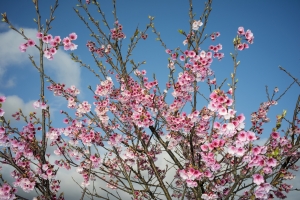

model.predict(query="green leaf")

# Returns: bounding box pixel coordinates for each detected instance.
[282,110,287,117]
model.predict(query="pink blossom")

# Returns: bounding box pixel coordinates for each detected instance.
[266,158,277,167]
[237,27,245,35]
[179,55,185,61]
[165,49,171,54]
[179,167,201,181]
[236,113,245,122]
[69,43,78,51]
[252,146,261,155]
[238,131,247,142]
[211,163,221,171]
[201,193,218,200]
[253,174,264,185]
[108,133,123,146]
[0,127,4,135]
[0,108,6,116]
[228,146,236,155]
[254,183,272,199]
[33,101,40,109]
[63,37,71,45]
[192,20,203,30]
[27,39,35,46]
[49,47,57,55]
[246,131,257,141]
[0,96,6,103]
[19,43,27,52]
[36,32,43,39]
[237,44,244,51]
[204,170,212,178]
[42,164,48,171]
[43,49,53,60]
[40,102,47,110]
[271,132,280,139]
[42,34,52,43]
[53,36,61,43]
[201,144,209,151]
[263,167,272,174]
[188,50,196,58]
[245,29,254,44]
[69,32,78,40]
[226,123,235,132]
[235,147,245,157]
[171,53,177,60]
[213,122,221,129]
[54,148,62,155]
[186,180,197,188]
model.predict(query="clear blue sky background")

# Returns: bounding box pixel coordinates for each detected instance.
[0,0,299,199]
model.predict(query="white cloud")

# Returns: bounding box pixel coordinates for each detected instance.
[2,77,16,88]
[0,28,81,88]
[0,23,7,30]
[1,94,39,121]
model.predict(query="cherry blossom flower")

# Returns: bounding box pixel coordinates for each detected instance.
[186,180,198,188]
[271,132,280,139]
[245,29,254,44]
[192,20,203,30]
[0,108,5,117]
[36,32,43,39]
[69,32,78,40]
[19,43,27,52]
[266,158,277,167]
[141,34,148,40]
[237,27,245,35]
[33,101,47,110]
[0,96,6,103]
[27,39,35,46]
[108,133,123,146]
[0,183,16,200]
[253,174,264,185]
[179,167,202,183]
[201,193,218,200]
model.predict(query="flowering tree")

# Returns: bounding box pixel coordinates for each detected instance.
[0,0,299,199]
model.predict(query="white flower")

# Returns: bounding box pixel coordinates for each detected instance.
[192,20,203,30]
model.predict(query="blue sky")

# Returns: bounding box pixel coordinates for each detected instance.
[0,0,299,199]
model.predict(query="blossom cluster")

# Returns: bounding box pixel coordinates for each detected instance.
[0,183,16,200]
[192,20,203,30]
[33,100,47,110]
[86,41,112,57]
[235,26,254,50]
[3,17,298,200]
[179,167,202,188]
[19,32,78,60]
[11,171,35,193]
[110,21,126,40]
